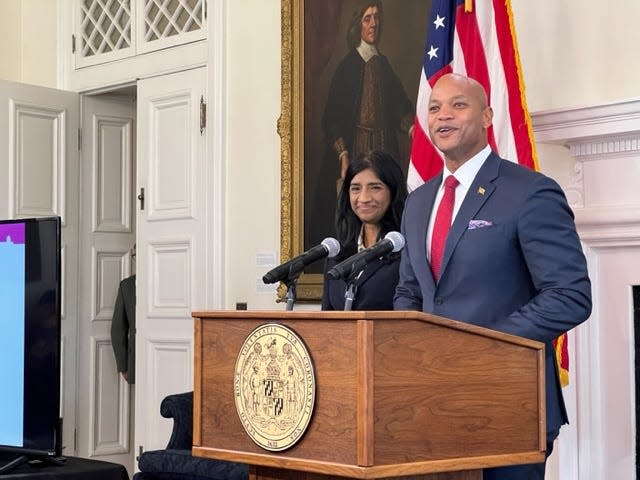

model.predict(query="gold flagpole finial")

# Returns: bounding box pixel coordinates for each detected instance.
[465,0,473,12]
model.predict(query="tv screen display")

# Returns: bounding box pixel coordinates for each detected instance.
[0,217,61,459]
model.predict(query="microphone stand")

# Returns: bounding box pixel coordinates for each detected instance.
[284,280,297,311]
[283,259,305,311]
[343,266,365,311]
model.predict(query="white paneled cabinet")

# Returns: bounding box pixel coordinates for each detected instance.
[73,0,206,69]
[61,0,208,93]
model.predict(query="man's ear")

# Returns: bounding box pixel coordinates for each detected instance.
[483,106,494,129]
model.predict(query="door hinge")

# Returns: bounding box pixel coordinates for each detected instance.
[77,128,82,151]
[71,34,76,54]
[73,428,77,452]
[137,445,144,461]
[200,95,206,135]
[204,0,208,20]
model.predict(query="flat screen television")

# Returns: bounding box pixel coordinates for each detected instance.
[0,216,62,472]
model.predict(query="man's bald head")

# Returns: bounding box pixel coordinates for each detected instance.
[427,73,493,169]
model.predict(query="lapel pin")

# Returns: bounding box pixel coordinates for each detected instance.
[478,186,485,195]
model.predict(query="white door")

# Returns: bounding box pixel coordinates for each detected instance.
[135,67,207,453]
[0,79,80,456]
[76,93,137,473]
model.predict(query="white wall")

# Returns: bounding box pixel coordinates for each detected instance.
[513,0,640,111]
[0,2,22,83]
[224,1,283,310]
[512,0,640,180]
[0,0,57,87]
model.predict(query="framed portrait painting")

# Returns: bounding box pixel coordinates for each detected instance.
[279,0,432,301]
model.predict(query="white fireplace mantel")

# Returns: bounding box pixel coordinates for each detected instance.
[532,98,640,246]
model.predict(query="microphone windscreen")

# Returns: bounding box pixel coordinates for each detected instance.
[321,237,341,258]
[384,231,405,253]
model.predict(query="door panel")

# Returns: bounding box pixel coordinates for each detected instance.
[136,67,207,452]
[77,94,136,473]
[0,79,79,457]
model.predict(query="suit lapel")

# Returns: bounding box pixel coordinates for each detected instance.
[440,153,501,277]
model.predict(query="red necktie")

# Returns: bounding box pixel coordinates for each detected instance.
[430,175,459,281]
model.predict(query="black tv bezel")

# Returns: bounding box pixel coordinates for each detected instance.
[0,216,62,459]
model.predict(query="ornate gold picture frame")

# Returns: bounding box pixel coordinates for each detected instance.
[279,0,430,301]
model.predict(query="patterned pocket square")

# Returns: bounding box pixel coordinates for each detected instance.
[468,219,493,230]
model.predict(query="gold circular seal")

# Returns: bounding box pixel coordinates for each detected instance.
[234,323,316,451]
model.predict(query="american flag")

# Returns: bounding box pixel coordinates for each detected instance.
[408,0,536,190]
[408,0,569,386]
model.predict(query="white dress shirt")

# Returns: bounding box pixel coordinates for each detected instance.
[426,145,491,261]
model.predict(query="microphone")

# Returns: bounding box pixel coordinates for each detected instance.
[263,237,341,284]
[327,231,404,280]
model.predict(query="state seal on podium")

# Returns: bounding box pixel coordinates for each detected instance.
[233,323,316,451]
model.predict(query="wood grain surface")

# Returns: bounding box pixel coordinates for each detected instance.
[192,310,545,479]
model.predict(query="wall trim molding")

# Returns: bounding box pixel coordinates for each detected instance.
[568,133,640,161]
[531,98,640,144]
[531,99,640,242]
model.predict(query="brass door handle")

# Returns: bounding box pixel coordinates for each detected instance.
[138,188,145,210]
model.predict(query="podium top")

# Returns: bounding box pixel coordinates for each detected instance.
[191,309,543,350]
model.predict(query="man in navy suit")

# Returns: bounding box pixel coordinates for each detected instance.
[394,73,591,479]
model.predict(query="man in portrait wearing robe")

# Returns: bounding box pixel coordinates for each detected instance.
[322,0,414,183]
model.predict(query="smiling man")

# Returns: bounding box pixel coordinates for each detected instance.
[427,74,493,168]
[394,73,592,480]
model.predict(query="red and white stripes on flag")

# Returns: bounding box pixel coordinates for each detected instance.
[408,0,570,386]
[408,0,537,191]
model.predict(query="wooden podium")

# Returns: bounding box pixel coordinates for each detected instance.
[192,310,546,480]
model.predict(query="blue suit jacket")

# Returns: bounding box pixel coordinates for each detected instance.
[394,152,591,437]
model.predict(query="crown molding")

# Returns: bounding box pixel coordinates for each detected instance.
[531,98,640,144]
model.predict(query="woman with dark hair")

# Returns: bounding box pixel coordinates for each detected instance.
[322,150,407,310]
